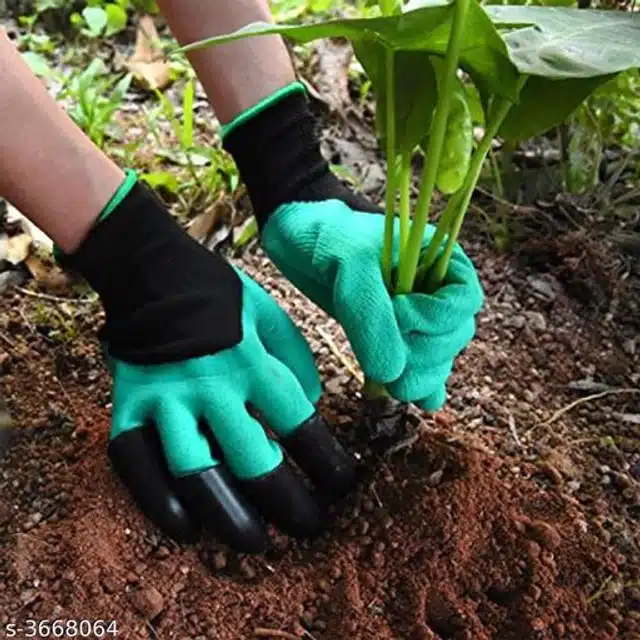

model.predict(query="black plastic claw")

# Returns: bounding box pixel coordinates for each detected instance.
[281,411,358,498]
[176,467,271,553]
[107,426,200,544]
[240,459,324,539]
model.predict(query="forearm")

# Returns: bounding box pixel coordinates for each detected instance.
[0,30,124,253]
[156,0,296,124]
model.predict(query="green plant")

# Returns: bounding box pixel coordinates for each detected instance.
[564,69,640,194]
[179,2,639,294]
[56,59,132,148]
[143,78,238,209]
[177,2,639,406]
[70,0,129,38]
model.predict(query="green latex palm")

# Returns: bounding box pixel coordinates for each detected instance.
[262,202,484,411]
[108,269,322,480]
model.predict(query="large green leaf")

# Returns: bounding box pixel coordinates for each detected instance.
[177,0,520,101]
[486,6,640,79]
[486,7,640,140]
[354,42,437,152]
[499,74,614,140]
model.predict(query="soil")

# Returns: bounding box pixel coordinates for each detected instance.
[2,19,640,640]
[2,217,640,639]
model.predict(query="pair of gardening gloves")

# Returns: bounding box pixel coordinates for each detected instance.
[60,83,484,552]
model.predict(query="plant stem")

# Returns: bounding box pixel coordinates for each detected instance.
[363,378,390,399]
[396,0,471,294]
[398,151,411,257]
[425,76,529,291]
[382,47,397,289]
[489,148,504,199]
[413,193,460,284]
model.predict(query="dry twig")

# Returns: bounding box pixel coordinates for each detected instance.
[16,286,94,305]
[506,412,523,448]
[540,388,640,427]
[253,629,300,640]
[316,325,363,384]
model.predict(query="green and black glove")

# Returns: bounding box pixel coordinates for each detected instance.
[223,83,484,411]
[60,174,356,551]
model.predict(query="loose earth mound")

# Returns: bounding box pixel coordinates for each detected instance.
[0,353,628,640]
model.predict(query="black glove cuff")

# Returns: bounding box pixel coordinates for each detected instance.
[223,90,381,230]
[64,182,242,364]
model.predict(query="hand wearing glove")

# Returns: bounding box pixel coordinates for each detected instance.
[223,83,484,411]
[59,173,356,551]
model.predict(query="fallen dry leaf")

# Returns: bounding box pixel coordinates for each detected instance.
[24,255,73,294]
[186,197,234,249]
[0,234,32,265]
[125,14,171,91]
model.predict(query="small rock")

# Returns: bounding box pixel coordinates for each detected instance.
[622,338,636,356]
[130,587,164,620]
[527,274,559,301]
[20,589,38,605]
[427,469,444,487]
[612,472,632,491]
[100,575,119,595]
[155,546,170,559]
[524,311,547,332]
[567,480,581,493]
[325,376,344,395]
[239,559,256,580]
[506,314,526,330]
[629,462,640,479]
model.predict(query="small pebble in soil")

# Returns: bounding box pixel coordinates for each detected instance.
[239,559,256,580]
[428,468,444,487]
[130,586,164,620]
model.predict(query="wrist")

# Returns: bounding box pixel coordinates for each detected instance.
[53,169,137,264]
[222,83,329,230]
[61,179,242,364]
[223,83,382,232]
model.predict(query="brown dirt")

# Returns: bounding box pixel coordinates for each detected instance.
[2,221,640,639]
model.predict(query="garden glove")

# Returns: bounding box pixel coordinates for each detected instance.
[58,174,357,551]
[223,83,484,411]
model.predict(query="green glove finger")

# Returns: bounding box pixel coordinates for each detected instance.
[154,399,217,476]
[204,392,283,480]
[241,271,322,404]
[333,259,406,384]
[387,356,454,404]
[249,354,316,437]
[386,320,474,402]
[418,385,448,413]
[110,379,148,440]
